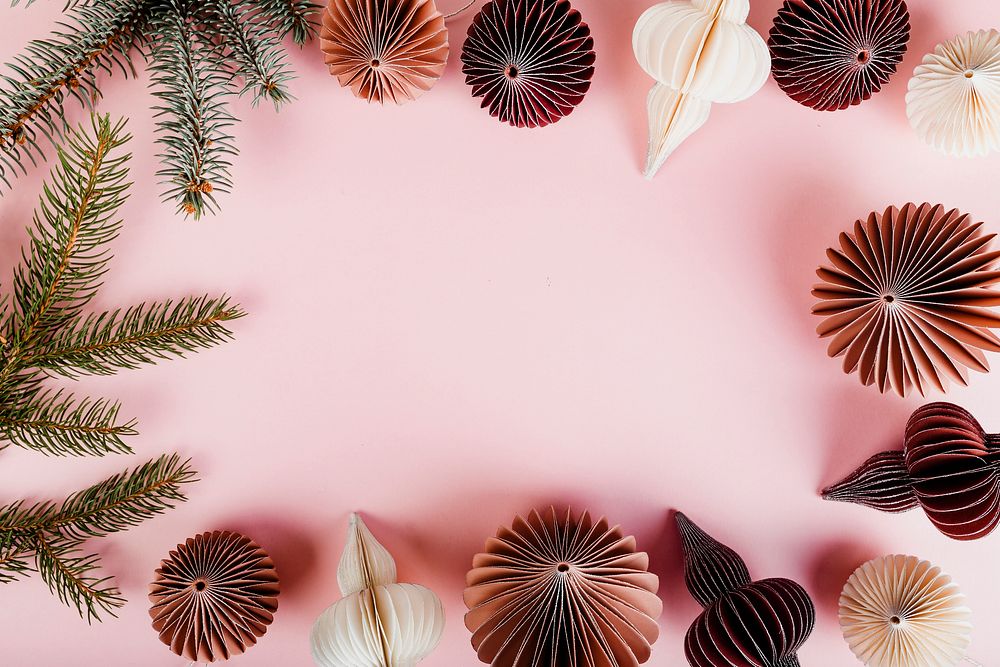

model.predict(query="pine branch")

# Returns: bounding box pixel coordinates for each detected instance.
[252,0,320,45]
[7,115,131,358]
[34,532,124,621]
[149,1,237,219]
[0,389,135,456]
[0,0,145,189]
[207,0,295,108]
[50,453,195,539]
[23,296,245,377]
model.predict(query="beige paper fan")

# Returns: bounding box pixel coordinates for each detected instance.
[839,555,972,667]
[310,513,445,667]
[464,507,662,667]
[907,29,1000,156]
[320,0,449,104]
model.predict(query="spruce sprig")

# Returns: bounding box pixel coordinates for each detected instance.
[2,0,321,218]
[0,115,240,620]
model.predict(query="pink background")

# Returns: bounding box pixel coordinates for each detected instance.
[2,0,1000,664]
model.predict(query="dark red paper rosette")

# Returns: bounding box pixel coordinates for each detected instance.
[149,531,280,662]
[677,513,815,667]
[460,0,595,128]
[768,0,910,110]
[824,402,1000,541]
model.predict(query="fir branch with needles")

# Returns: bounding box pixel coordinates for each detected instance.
[0,115,241,620]
[1,0,321,218]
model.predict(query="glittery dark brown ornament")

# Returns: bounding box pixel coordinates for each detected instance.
[768,0,910,111]
[149,531,280,663]
[461,0,595,128]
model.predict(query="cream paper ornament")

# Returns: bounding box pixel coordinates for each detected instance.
[310,514,445,667]
[907,29,1000,157]
[839,555,973,667]
[633,0,770,178]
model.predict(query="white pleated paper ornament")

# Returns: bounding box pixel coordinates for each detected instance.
[310,514,445,667]
[633,0,770,178]
[907,29,1000,157]
[839,555,973,667]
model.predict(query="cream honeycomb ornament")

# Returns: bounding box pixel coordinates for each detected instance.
[310,514,445,667]
[633,0,770,178]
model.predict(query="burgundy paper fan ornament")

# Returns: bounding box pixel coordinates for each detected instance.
[768,0,910,111]
[464,507,662,667]
[824,402,1000,541]
[676,513,815,667]
[812,203,1000,397]
[320,0,449,104]
[149,531,280,662]
[461,0,596,128]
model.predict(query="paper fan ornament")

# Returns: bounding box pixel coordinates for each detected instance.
[812,202,1000,397]
[149,531,280,663]
[824,402,1000,541]
[676,513,815,667]
[768,0,910,110]
[633,0,770,178]
[461,0,596,128]
[310,513,445,667]
[320,0,449,104]
[464,507,662,667]
[907,30,1000,157]
[839,555,972,667]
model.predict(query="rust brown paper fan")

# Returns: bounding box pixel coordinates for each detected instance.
[149,531,280,663]
[464,507,662,667]
[320,0,449,104]
[812,203,1000,397]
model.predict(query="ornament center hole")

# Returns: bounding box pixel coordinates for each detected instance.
[857,50,870,64]
[890,615,901,625]
[371,59,381,68]
[194,580,207,592]
[965,69,975,79]
[882,294,895,304]
[557,562,570,573]
[505,65,519,79]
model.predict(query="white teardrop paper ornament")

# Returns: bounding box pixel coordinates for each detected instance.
[310,514,445,667]
[839,555,973,667]
[633,0,770,178]
[907,29,1000,157]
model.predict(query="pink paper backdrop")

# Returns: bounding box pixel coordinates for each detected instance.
[2,0,999,664]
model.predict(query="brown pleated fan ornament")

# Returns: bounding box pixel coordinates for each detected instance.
[769,0,910,111]
[149,531,280,662]
[812,203,1000,397]
[461,0,596,128]
[824,402,1000,541]
[320,0,449,104]
[677,513,815,667]
[464,507,662,667]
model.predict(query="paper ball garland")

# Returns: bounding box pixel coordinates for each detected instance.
[824,402,1000,541]
[768,0,910,111]
[676,513,815,667]
[320,0,449,104]
[812,202,1000,397]
[460,0,596,128]
[907,29,1000,157]
[310,513,445,667]
[464,507,662,667]
[148,531,280,663]
[839,555,972,667]
[633,0,771,179]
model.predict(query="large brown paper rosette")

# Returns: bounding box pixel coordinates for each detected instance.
[461,0,595,128]
[768,0,910,111]
[812,203,1000,397]
[149,531,280,662]
[320,0,449,104]
[464,507,662,667]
